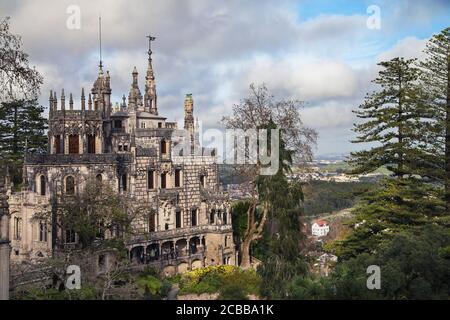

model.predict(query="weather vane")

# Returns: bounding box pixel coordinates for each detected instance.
[147,35,156,61]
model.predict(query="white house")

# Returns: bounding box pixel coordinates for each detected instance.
[311,220,330,237]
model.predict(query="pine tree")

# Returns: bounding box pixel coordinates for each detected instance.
[334,177,445,260]
[0,99,47,186]
[419,27,450,212]
[349,58,427,177]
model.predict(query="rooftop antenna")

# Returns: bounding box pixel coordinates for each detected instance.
[146,35,156,62]
[99,15,103,70]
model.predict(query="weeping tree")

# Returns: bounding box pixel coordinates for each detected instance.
[0,17,42,101]
[222,84,317,268]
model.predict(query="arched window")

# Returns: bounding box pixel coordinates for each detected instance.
[40,175,46,196]
[87,134,96,154]
[119,174,127,193]
[200,174,206,188]
[66,176,75,195]
[161,139,167,155]
[191,209,197,227]
[176,210,182,229]
[175,169,181,187]
[68,135,79,154]
[96,174,103,182]
[160,173,167,189]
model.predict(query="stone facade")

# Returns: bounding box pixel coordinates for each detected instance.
[7,40,236,275]
[0,180,11,300]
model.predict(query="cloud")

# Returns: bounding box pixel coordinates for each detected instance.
[0,0,445,155]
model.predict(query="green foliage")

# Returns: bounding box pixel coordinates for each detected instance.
[12,286,96,300]
[349,57,429,178]
[231,200,250,240]
[333,177,445,259]
[256,120,309,299]
[288,225,450,299]
[303,180,375,216]
[137,275,171,299]
[0,99,47,186]
[176,266,260,298]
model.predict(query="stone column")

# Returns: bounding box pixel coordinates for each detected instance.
[0,181,11,300]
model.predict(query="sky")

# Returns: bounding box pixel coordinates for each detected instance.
[1,0,449,157]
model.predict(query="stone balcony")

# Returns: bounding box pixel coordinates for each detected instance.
[130,224,233,245]
[25,153,132,165]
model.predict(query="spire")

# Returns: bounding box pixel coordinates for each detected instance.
[122,94,126,109]
[184,93,195,132]
[53,91,57,110]
[145,35,157,114]
[88,93,92,110]
[81,88,85,111]
[98,15,103,71]
[128,66,142,109]
[69,93,73,110]
[49,90,54,113]
[61,89,65,110]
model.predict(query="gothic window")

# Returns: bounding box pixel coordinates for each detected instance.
[123,145,128,151]
[68,135,79,154]
[87,134,96,154]
[54,135,62,154]
[200,174,206,188]
[160,173,166,189]
[161,139,167,155]
[40,175,46,196]
[141,122,146,129]
[96,174,103,182]
[120,174,127,193]
[148,212,155,232]
[210,210,215,224]
[191,209,197,227]
[39,222,47,242]
[147,170,154,189]
[65,176,75,195]
[118,145,123,151]
[225,236,228,248]
[176,210,182,229]
[223,209,228,225]
[14,217,22,240]
[175,169,181,187]
[65,229,76,243]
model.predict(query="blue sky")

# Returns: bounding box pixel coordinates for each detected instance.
[1,0,449,157]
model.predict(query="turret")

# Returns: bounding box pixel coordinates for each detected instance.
[128,66,142,110]
[49,90,54,115]
[184,93,195,132]
[61,89,65,111]
[81,88,85,111]
[69,93,73,110]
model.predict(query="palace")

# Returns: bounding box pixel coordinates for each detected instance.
[6,38,236,275]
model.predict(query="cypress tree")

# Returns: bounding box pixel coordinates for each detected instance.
[0,99,47,186]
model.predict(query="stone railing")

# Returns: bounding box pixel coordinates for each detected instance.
[130,224,232,245]
[25,153,132,165]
